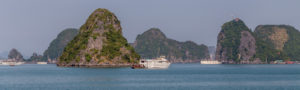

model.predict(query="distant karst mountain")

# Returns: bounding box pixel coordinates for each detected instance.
[8,48,24,61]
[216,18,300,64]
[43,28,78,61]
[215,18,257,64]
[58,8,140,67]
[133,28,209,63]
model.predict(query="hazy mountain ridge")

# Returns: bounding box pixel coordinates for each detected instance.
[133,28,209,63]
[43,28,79,61]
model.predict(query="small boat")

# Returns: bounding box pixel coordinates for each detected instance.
[0,61,25,66]
[37,62,48,64]
[137,56,171,69]
[131,64,145,69]
[200,60,221,64]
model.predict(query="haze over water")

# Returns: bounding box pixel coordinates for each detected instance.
[1,64,300,90]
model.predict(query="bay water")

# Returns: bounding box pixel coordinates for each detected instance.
[0,64,300,90]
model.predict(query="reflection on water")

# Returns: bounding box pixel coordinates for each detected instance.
[0,64,300,90]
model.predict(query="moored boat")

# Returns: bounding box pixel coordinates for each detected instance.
[136,56,171,69]
[200,60,221,64]
[37,62,48,64]
[0,61,25,66]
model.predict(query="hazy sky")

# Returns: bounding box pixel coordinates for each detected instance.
[1,0,300,58]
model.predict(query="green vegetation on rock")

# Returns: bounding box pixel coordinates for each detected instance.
[283,26,300,61]
[101,29,139,62]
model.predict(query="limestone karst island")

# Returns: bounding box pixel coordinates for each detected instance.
[1,0,300,89]
[57,9,140,67]
[216,18,300,64]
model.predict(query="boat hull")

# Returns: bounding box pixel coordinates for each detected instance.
[145,63,170,69]
[0,62,25,66]
[140,60,171,69]
[134,56,171,69]
[200,60,221,64]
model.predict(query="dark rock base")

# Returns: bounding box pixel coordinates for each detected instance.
[57,64,132,68]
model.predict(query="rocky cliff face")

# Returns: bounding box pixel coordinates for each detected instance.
[255,25,300,61]
[215,32,227,61]
[133,28,209,63]
[43,28,78,61]
[215,19,257,64]
[58,8,140,67]
[255,25,289,51]
[8,48,24,61]
[238,31,256,63]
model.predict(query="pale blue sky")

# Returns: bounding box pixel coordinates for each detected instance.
[0,0,300,58]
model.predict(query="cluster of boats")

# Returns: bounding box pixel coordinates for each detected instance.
[131,56,223,69]
[1,56,218,68]
[0,60,48,66]
[0,61,25,66]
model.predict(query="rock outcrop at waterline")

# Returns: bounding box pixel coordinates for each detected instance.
[133,28,209,63]
[58,8,140,67]
[215,18,257,64]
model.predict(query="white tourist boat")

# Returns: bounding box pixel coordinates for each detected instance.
[200,60,221,64]
[139,56,171,69]
[37,62,48,64]
[0,61,25,66]
[0,59,25,66]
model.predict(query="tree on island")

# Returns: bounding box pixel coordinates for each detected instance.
[28,52,43,62]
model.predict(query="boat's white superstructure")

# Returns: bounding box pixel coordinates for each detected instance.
[200,60,221,64]
[139,56,171,69]
[0,59,25,66]
[37,62,48,64]
[0,61,25,66]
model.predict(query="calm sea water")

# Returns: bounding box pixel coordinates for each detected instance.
[0,64,300,90]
